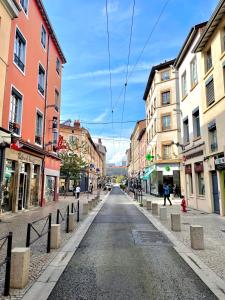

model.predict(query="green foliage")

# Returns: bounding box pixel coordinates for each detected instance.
[59,139,87,181]
[120,184,126,190]
[115,175,125,184]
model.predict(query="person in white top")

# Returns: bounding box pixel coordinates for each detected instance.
[75,185,81,199]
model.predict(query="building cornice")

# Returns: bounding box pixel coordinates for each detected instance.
[35,0,66,63]
[194,0,225,52]
[0,0,20,18]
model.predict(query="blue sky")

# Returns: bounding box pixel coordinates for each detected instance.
[43,0,218,164]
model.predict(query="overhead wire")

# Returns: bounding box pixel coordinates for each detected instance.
[112,0,171,113]
[118,0,136,156]
[105,0,116,158]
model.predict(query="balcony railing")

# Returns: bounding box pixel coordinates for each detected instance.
[35,135,42,145]
[14,54,25,72]
[9,122,20,135]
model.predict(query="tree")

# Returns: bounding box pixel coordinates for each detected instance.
[115,175,125,184]
[59,139,87,191]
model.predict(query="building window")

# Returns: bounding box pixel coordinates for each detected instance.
[162,91,170,106]
[195,163,205,195]
[193,108,201,138]
[41,25,47,49]
[53,132,58,147]
[222,27,225,52]
[181,71,187,98]
[183,118,189,144]
[35,112,43,145]
[14,29,26,72]
[38,64,45,95]
[20,0,28,14]
[56,58,60,74]
[163,145,171,160]
[55,90,59,111]
[223,64,225,91]
[208,121,218,152]
[161,70,170,81]
[162,115,171,131]
[205,77,215,106]
[205,48,212,72]
[190,57,198,87]
[9,88,22,135]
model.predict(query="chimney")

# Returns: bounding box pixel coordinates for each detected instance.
[74,120,80,129]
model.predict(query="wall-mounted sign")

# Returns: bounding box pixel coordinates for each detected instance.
[184,150,204,161]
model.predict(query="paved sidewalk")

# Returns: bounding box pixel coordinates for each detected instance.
[136,193,225,285]
[0,190,105,299]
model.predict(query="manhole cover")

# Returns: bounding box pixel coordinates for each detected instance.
[132,230,172,247]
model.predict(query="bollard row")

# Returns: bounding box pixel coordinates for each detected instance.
[144,202,205,251]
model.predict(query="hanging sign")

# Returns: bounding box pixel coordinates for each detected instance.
[146,154,154,161]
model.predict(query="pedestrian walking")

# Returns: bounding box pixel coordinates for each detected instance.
[89,182,93,194]
[76,185,81,199]
[163,183,172,206]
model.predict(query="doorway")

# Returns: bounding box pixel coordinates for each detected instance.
[18,173,28,210]
[212,171,220,214]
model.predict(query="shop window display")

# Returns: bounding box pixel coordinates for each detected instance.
[45,176,55,202]
[2,160,15,212]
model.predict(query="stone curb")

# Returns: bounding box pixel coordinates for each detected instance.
[123,191,225,300]
[21,192,110,300]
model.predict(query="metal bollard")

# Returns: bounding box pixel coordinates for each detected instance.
[47,213,52,253]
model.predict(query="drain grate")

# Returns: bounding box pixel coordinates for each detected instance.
[182,222,190,225]
[132,230,172,247]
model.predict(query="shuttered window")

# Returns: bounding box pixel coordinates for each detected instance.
[206,78,215,106]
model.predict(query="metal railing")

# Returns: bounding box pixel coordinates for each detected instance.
[26,214,52,253]
[71,201,80,223]
[0,232,12,296]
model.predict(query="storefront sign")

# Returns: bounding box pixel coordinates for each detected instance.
[215,157,225,170]
[194,162,204,173]
[183,150,204,161]
[185,165,192,174]
[18,153,42,165]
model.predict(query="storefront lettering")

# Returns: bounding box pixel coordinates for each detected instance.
[183,150,204,161]
[18,153,41,165]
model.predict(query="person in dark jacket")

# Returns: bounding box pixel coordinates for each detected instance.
[163,184,172,206]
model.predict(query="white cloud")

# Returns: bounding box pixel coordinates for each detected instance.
[93,110,108,122]
[63,62,152,81]
[93,135,130,166]
[102,0,119,15]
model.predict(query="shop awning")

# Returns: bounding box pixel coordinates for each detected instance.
[142,166,155,180]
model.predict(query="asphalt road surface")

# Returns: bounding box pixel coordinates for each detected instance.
[48,187,217,300]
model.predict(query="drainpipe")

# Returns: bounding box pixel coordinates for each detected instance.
[40,34,50,207]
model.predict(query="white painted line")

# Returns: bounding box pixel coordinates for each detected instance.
[22,192,110,300]
[124,192,225,300]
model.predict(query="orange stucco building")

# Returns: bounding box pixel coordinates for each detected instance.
[0,0,66,212]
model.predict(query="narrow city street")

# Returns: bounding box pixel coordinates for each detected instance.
[48,187,216,300]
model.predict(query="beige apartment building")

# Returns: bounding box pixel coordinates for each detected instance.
[193,0,225,215]
[174,22,207,211]
[143,60,181,196]
[59,120,104,192]
[128,120,146,188]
